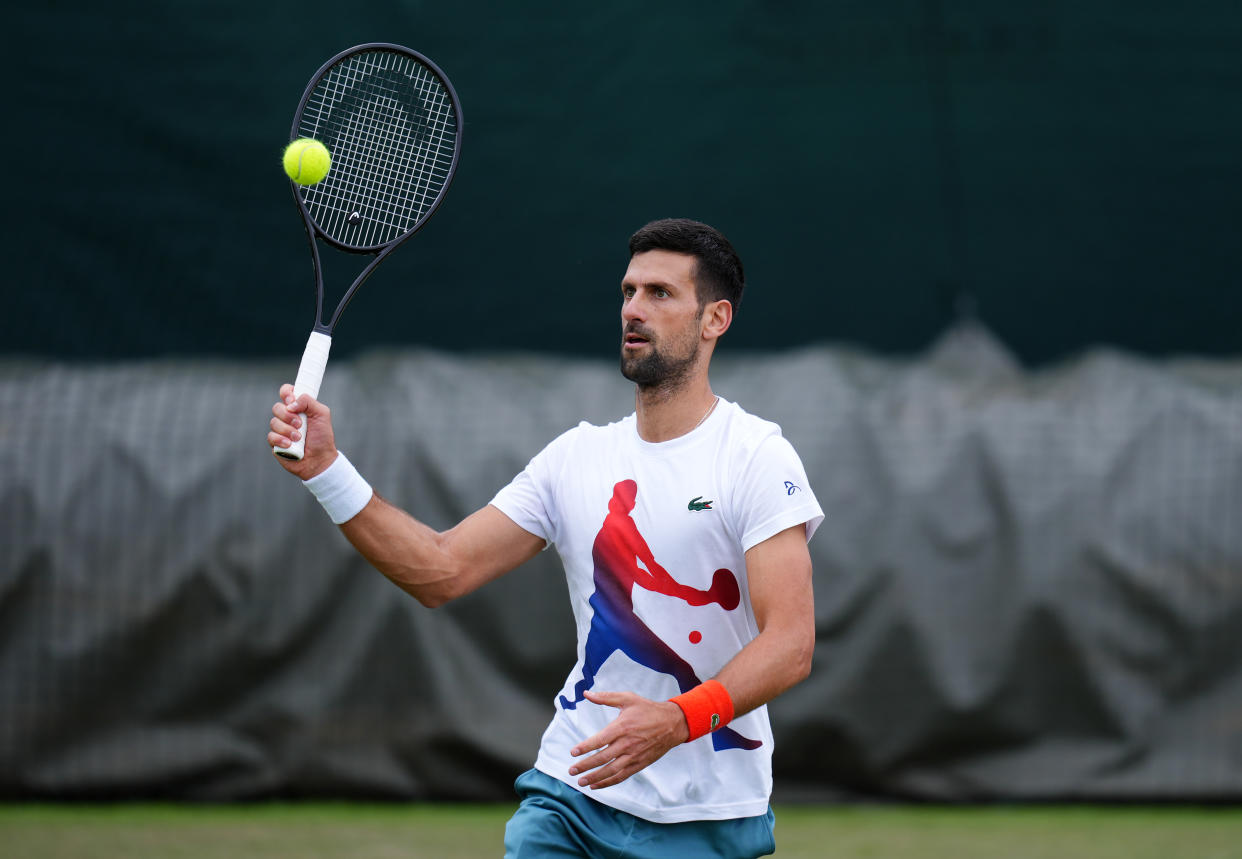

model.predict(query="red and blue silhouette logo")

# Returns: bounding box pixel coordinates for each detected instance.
[559,479,761,751]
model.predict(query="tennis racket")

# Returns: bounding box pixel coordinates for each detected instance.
[274,43,463,461]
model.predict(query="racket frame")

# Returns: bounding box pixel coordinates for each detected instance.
[290,42,464,336]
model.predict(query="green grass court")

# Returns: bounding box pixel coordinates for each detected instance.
[2,803,1239,858]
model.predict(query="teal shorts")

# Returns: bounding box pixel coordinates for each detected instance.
[504,768,776,858]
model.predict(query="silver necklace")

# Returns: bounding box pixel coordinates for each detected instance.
[692,397,720,431]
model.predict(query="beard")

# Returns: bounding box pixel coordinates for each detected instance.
[620,323,701,391]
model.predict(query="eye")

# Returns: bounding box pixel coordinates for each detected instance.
[654,287,669,299]
[622,285,636,299]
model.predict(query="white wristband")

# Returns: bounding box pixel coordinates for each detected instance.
[302,452,373,524]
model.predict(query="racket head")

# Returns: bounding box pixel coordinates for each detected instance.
[290,43,463,254]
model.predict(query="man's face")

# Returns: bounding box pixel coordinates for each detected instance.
[619,250,704,390]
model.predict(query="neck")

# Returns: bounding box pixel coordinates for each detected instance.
[634,377,718,443]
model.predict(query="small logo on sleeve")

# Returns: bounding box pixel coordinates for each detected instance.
[688,496,714,511]
[784,481,800,495]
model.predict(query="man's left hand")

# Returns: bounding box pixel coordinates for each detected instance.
[568,690,689,789]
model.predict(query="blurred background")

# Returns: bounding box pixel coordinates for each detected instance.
[3,0,1241,811]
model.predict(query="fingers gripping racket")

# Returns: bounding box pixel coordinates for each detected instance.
[274,43,462,460]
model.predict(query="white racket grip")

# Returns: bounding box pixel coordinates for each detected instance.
[274,330,333,461]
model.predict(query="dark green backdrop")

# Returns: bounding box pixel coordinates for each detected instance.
[12,1,1242,364]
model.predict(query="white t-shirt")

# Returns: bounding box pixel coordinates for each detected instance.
[490,398,824,823]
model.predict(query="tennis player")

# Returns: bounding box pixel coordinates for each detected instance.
[268,218,823,858]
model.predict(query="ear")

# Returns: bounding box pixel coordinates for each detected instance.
[701,299,733,341]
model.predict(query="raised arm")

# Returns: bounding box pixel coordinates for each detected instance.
[340,497,545,607]
[269,386,545,608]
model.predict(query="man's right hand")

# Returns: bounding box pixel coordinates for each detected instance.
[268,383,339,480]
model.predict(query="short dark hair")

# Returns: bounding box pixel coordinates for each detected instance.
[628,218,745,313]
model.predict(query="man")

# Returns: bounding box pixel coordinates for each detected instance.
[268,218,823,858]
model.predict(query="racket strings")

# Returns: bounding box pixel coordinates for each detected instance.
[311,59,447,237]
[298,50,458,249]
[309,59,449,242]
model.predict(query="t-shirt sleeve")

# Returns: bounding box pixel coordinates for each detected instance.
[488,426,577,546]
[734,434,824,552]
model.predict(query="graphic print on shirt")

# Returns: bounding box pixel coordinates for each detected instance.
[558,479,761,751]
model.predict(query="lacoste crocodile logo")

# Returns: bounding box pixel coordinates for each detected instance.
[688,496,714,512]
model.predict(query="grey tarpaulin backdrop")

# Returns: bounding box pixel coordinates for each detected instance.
[3,324,1240,801]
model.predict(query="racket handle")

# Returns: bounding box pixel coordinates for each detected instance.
[274,331,333,461]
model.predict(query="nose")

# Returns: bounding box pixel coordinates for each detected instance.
[622,292,646,326]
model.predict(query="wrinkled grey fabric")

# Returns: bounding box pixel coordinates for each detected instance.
[2,325,1240,800]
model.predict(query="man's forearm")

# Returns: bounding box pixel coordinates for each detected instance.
[338,493,463,608]
[711,620,814,718]
[337,497,547,609]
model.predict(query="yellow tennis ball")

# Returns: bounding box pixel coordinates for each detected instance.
[283,138,331,185]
